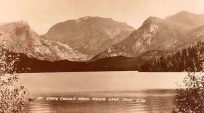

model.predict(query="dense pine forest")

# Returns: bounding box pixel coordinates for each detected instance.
[139,41,204,72]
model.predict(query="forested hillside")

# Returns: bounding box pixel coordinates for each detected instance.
[139,42,204,72]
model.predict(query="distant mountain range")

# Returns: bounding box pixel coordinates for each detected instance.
[1,11,204,72]
[94,11,204,60]
[166,11,204,29]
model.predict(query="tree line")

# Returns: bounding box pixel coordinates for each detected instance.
[139,41,204,72]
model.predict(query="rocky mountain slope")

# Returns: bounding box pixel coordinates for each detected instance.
[94,11,204,60]
[2,11,204,72]
[0,21,89,61]
[44,16,134,57]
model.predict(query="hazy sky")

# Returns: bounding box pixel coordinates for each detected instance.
[0,0,204,34]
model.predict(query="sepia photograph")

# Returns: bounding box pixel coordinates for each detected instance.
[0,0,204,112]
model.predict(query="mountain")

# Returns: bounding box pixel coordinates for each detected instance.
[166,11,204,29]
[93,17,189,60]
[0,21,90,61]
[2,11,204,72]
[187,25,204,42]
[44,16,134,57]
[94,11,204,60]
[3,50,140,72]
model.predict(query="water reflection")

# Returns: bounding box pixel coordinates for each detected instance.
[23,93,175,113]
[24,102,52,113]
[19,72,184,113]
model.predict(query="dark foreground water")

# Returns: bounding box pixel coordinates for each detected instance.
[22,91,176,113]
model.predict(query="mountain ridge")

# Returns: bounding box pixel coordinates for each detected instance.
[94,11,204,60]
[44,16,134,57]
[2,11,204,72]
[0,21,90,61]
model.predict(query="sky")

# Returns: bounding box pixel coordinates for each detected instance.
[0,0,204,34]
[19,72,186,94]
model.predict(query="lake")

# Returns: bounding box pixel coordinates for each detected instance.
[22,91,176,113]
[18,72,187,113]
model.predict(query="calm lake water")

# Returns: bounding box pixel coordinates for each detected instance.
[22,91,176,113]
[19,72,187,113]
